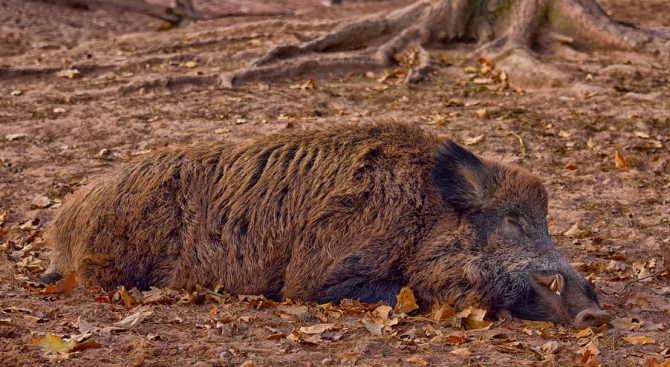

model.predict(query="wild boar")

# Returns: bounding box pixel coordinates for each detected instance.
[41,122,611,328]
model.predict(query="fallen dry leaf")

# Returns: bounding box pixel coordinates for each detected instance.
[541,341,563,354]
[407,356,428,365]
[463,134,484,146]
[361,319,383,336]
[30,195,52,209]
[457,306,492,330]
[581,349,601,366]
[475,109,490,119]
[100,326,126,336]
[564,222,586,237]
[490,333,512,343]
[378,69,407,83]
[299,323,335,335]
[0,210,8,226]
[579,340,601,356]
[290,78,315,90]
[472,77,493,85]
[119,287,139,308]
[277,304,309,317]
[451,347,472,357]
[432,302,455,321]
[374,305,393,320]
[56,69,81,79]
[634,131,650,139]
[33,333,75,354]
[573,327,594,338]
[444,332,466,344]
[368,85,389,92]
[614,151,628,169]
[39,271,77,295]
[611,318,642,331]
[648,358,670,367]
[267,332,286,340]
[623,336,656,345]
[6,133,27,141]
[640,321,665,332]
[394,287,419,314]
[0,318,18,327]
[340,352,360,364]
[141,287,172,304]
[114,308,153,328]
[69,340,102,352]
[478,57,494,69]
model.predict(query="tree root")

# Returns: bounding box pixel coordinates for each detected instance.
[36,0,291,26]
[35,0,197,25]
[118,74,220,95]
[222,0,670,89]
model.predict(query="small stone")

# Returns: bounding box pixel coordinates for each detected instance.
[219,351,232,359]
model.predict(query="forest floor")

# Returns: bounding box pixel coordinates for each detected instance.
[1,0,670,365]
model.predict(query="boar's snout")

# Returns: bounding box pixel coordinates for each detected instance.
[574,308,612,329]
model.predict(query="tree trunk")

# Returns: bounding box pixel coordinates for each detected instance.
[221,0,670,89]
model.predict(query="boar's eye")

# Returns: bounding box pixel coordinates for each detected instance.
[503,216,527,236]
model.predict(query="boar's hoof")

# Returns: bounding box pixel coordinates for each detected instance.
[573,309,612,329]
[495,309,514,321]
[39,272,64,285]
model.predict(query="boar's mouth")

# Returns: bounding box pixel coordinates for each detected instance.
[505,273,612,328]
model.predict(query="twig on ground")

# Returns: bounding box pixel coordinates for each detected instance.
[507,132,526,159]
[623,266,670,291]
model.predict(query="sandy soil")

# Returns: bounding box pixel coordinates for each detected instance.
[1,0,670,365]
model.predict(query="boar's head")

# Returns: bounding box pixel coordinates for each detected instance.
[428,141,611,328]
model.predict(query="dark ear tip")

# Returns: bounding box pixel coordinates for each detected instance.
[432,139,487,214]
[435,139,483,169]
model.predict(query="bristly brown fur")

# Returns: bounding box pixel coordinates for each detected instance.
[43,121,607,326]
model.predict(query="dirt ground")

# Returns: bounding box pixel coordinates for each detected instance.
[1,0,670,365]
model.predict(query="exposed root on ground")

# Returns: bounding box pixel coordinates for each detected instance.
[36,0,291,25]
[222,0,670,89]
[117,74,220,94]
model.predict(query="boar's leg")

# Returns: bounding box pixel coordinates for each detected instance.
[288,251,405,306]
[316,277,403,306]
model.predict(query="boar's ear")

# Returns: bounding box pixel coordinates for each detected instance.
[432,140,488,214]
